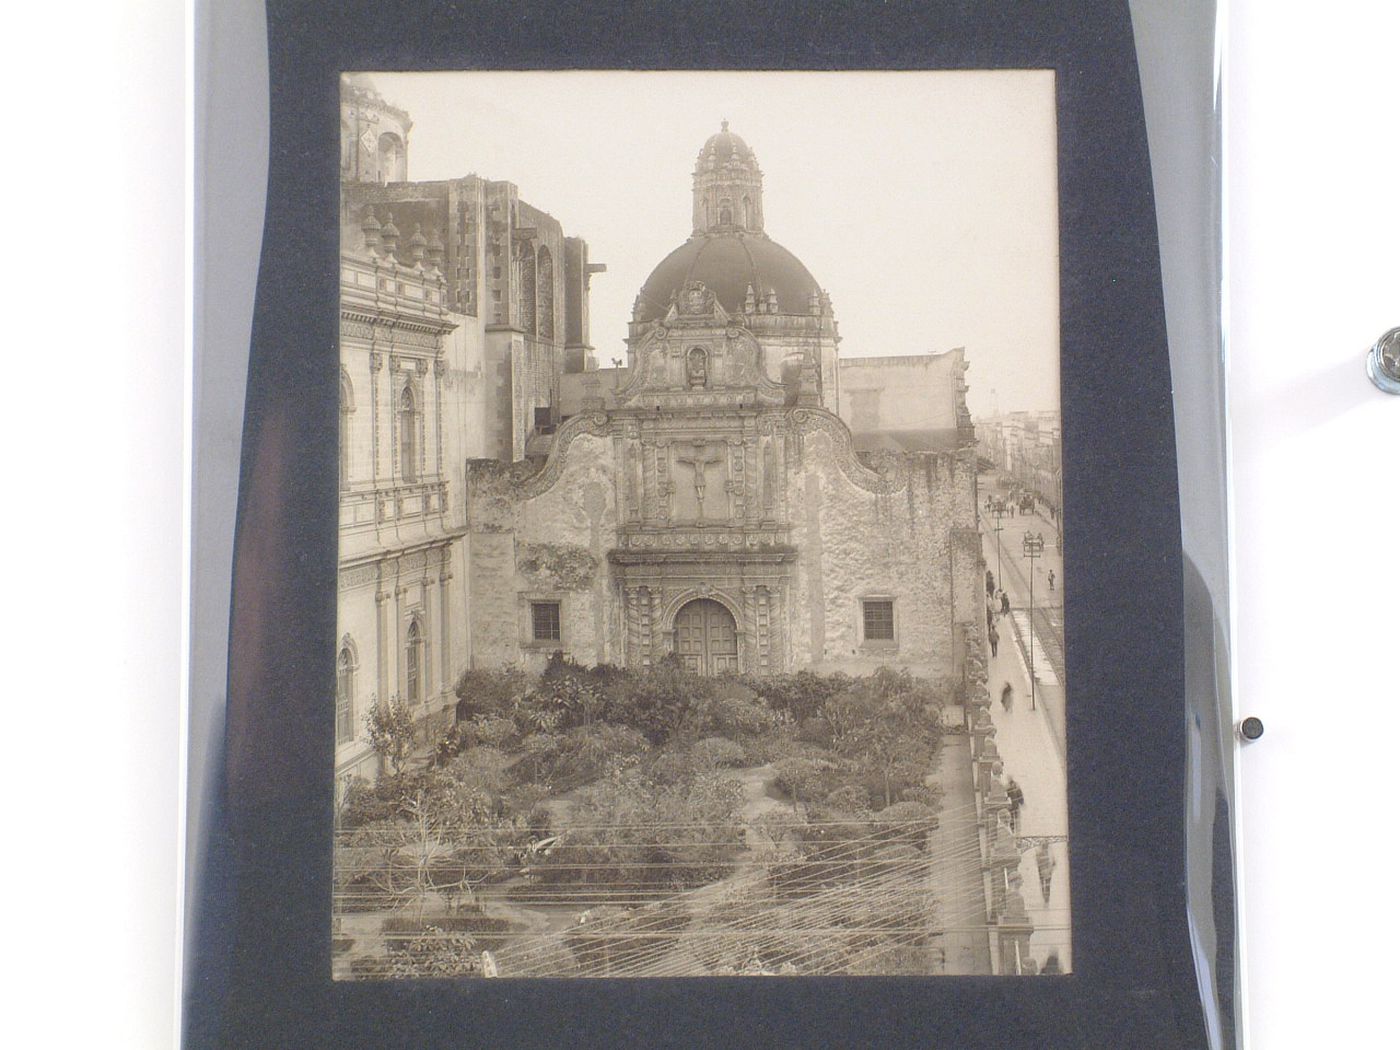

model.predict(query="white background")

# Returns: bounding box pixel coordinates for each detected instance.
[3,1,1395,1046]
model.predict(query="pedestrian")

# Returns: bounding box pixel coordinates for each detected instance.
[1006,777,1024,830]
[988,624,999,657]
[1000,681,1014,712]
[986,604,994,632]
[1048,569,1055,591]
[986,569,996,599]
[1000,591,1011,617]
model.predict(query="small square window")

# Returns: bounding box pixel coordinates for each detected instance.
[531,601,561,642]
[862,600,895,643]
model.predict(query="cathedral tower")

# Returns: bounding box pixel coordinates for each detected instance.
[340,73,413,184]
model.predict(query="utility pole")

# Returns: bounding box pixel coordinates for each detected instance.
[991,505,1008,590]
[1022,531,1045,711]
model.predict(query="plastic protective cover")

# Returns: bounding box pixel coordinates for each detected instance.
[185,1,1238,1046]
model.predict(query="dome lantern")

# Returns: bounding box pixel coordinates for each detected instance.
[692,120,764,236]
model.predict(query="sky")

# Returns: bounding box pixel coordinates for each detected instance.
[361,71,1060,418]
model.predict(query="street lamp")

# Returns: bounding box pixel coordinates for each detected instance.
[990,505,1008,590]
[1021,530,1046,711]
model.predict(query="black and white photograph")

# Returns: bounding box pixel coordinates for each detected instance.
[332,70,1069,980]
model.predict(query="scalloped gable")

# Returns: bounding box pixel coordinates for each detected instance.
[613,281,788,408]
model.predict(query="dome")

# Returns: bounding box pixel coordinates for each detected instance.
[698,121,753,168]
[635,233,820,322]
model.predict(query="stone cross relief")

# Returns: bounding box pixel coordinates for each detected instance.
[674,441,726,518]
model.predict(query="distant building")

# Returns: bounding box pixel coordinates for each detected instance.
[335,77,603,782]
[975,411,1062,515]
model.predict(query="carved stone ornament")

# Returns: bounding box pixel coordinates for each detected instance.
[678,280,714,316]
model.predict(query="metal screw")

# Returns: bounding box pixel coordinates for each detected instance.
[1239,716,1264,742]
[1367,327,1400,394]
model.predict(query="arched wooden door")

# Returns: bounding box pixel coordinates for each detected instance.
[673,599,739,675]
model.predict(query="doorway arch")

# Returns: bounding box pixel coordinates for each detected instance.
[672,598,738,675]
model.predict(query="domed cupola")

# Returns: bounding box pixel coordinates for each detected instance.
[635,123,826,324]
[692,120,765,235]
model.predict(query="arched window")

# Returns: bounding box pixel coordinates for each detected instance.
[718,199,733,225]
[536,246,554,339]
[518,244,537,336]
[742,196,752,229]
[398,385,418,482]
[377,132,404,183]
[405,619,423,703]
[339,371,354,484]
[336,643,356,743]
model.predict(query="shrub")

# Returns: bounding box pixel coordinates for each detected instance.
[454,667,529,720]
[338,775,400,830]
[603,657,715,744]
[690,736,748,770]
[527,768,745,893]
[364,696,418,780]
[823,784,874,815]
[772,756,837,811]
[385,925,480,979]
[555,723,649,785]
[744,671,851,722]
[465,714,519,750]
[692,690,777,740]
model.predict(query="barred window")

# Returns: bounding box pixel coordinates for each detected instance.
[405,619,423,703]
[862,600,895,643]
[531,601,561,642]
[398,386,418,483]
[336,645,355,744]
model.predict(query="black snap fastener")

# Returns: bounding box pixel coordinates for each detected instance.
[1240,716,1264,741]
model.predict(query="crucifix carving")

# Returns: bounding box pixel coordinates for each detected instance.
[674,441,726,517]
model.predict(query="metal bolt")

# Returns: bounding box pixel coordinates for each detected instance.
[1367,327,1400,394]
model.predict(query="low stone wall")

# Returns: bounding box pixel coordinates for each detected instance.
[960,618,1039,975]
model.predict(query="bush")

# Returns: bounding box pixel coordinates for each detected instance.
[690,736,748,770]
[465,714,518,750]
[602,657,716,744]
[823,784,874,815]
[454,667,529,720]
[772,756,838,810]
[555,723,649,785]
[338,775,400,830]
[744,671,851,722]
[527,769,746,893]
[692,690,777,740]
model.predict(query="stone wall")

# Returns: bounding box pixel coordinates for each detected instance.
[785,415,979,678]
[466,429,620,671]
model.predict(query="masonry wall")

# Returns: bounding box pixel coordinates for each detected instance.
[838,350,966,448]
[786,423,979,679]
[466,431,621,671]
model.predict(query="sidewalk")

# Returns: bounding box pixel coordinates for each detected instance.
[927,734,993,975]
[986,634,1073,973]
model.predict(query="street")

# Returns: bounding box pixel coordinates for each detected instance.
[978,475,1071,972]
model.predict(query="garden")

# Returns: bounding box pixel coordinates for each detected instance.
[333,655,951,978]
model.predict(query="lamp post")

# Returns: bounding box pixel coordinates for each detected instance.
[991,506,1008,590]
[1021,531,1046,711]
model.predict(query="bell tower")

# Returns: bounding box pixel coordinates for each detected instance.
[691,121,765,236]
[340,73,413,184]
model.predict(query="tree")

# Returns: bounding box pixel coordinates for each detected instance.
[364,695,418,783]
